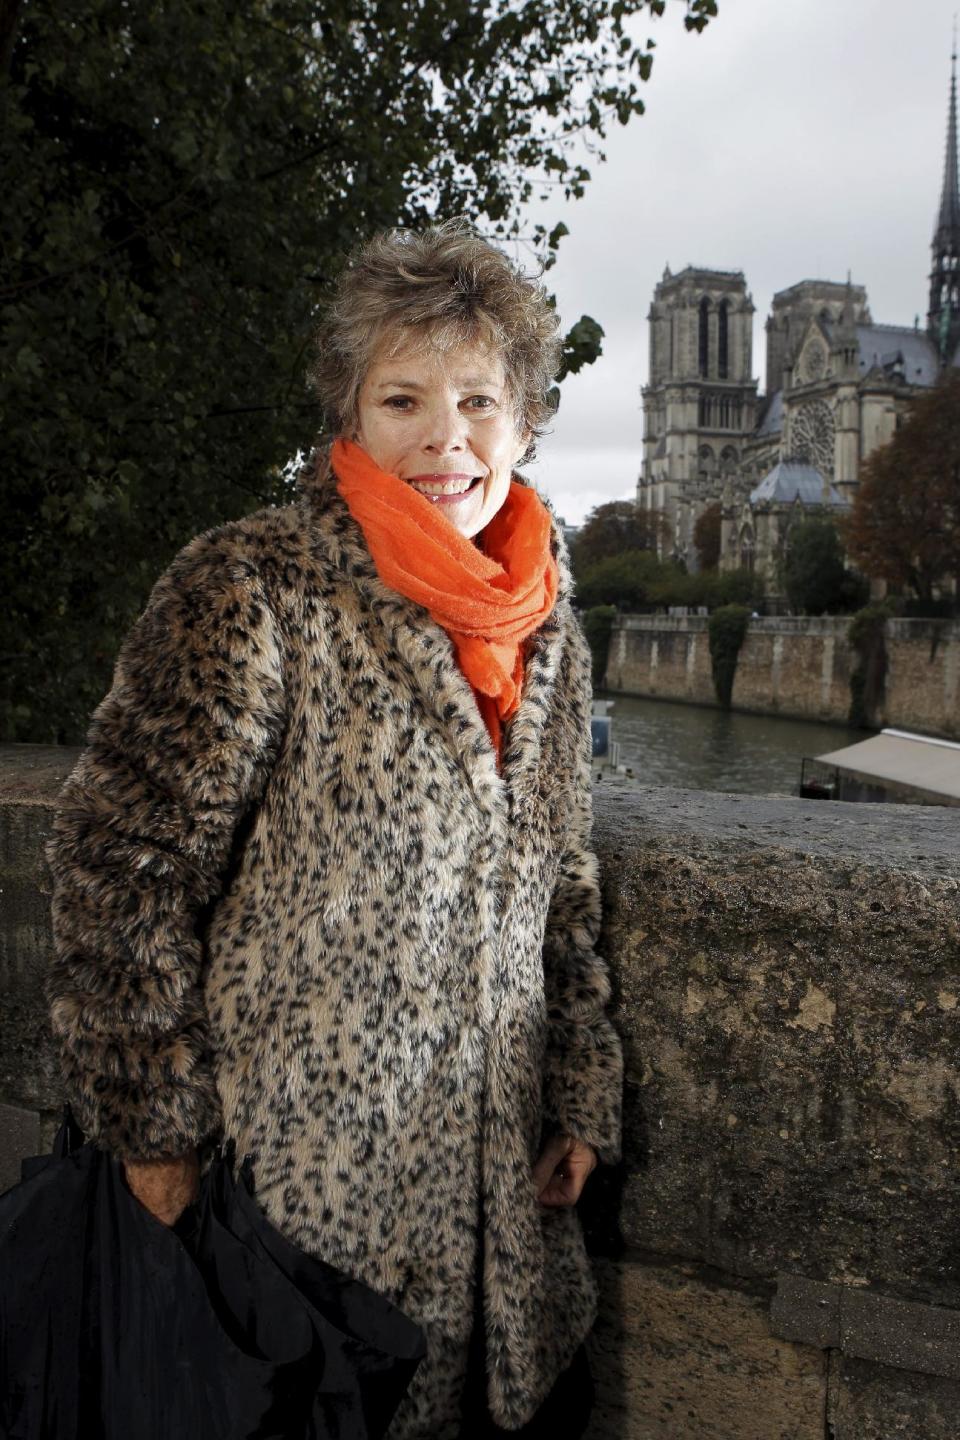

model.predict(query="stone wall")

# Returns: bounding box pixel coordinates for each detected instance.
[604,614,960,739]
[585,786,960,1438]
[3,744,960,1437]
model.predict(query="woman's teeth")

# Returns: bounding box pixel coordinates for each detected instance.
[409,476,483,503]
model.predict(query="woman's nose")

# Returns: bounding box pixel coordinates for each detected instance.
[420,399,467,454]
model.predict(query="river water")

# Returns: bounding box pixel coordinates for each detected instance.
[596,691,869,797]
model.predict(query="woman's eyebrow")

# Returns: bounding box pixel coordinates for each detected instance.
[373,374,501,390]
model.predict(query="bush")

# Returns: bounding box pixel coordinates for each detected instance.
[575,548,762,614]
[847,602,893,728]
[580,606,617,687]
[708,604,751,708]
[649,565,760,610]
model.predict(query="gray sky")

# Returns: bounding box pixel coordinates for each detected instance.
[524,0,959,523]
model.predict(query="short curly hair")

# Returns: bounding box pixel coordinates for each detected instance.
[308,220,562,459]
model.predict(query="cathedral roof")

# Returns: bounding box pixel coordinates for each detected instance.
[749,461,848,508]
[756,389,783,435]
[855,325,941,385]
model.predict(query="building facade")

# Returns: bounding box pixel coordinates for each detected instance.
[638,51,960,598]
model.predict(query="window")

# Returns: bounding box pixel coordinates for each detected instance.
[718,300,729,380]
[699,297,710,377]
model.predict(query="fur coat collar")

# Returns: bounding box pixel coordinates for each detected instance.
[295,451,573,821]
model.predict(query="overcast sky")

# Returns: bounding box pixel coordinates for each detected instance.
[523,0,960,524]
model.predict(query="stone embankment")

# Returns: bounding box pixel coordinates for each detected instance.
[604,614,960,739]
[3,743,960,1438]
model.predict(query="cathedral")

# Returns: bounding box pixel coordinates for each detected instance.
[637,52,960,596]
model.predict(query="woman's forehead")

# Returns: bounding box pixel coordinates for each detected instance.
[365,335,506,388]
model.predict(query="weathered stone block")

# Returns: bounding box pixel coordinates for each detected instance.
[0,1100,40,1193]
[592,788,960,1309]
[586,1257,826,1439]
[828,1354,960,1440]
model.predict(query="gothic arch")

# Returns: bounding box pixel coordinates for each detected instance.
[738,522,755,572]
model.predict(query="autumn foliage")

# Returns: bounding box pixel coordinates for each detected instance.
[844,372,960,604]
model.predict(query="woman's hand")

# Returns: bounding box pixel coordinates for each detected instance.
[532,1133,597,1207]
[123,1149,200,1226]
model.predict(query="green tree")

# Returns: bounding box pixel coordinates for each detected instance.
[571,499,670,573]
[782,514,868,615]
[651,565,759,610]
[575,550,665,610]
[0,1,718,743]
[580,604,617,687]
[693,500,722,571]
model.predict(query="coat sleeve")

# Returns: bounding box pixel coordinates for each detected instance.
[43,530,287,1161]
[540,616,624,1167]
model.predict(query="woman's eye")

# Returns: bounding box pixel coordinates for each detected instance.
[384,395,414,411]
[465,395,495,411]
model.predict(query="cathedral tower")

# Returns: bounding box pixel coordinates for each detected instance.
[638,266,757,566]
[928,45,960,361]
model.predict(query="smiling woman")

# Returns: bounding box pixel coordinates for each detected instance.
[44,219,623,1440]
[353,343,526,536]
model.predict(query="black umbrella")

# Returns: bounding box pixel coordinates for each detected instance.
[0,1110,426,1440]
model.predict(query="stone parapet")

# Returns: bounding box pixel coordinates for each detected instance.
[585,784,960,1437]
[2,745,959,1436]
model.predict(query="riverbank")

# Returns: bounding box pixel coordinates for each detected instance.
[603,614,960,740]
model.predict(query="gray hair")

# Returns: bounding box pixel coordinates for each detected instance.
[308,220,562,460]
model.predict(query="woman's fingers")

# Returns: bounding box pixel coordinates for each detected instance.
[531,1133,570,1194]
[123,1149,200,1226]
[532,1134,597,1207]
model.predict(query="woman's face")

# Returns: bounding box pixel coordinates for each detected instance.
[353,338,530,540]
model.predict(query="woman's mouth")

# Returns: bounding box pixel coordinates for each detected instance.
[407,473,484,505]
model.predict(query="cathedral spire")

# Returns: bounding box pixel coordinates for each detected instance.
[935,40,960,242]
[928,38,960,362]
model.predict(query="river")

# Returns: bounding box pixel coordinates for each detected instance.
[595,691,870,797]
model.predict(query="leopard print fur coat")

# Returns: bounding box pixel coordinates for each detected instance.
[44,452,624,1437]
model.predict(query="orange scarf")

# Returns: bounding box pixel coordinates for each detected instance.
[331,437,559,765]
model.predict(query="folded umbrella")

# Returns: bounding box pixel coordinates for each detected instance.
[0,1110,426,1440]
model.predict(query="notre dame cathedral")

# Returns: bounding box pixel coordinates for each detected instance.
[637,52,960,594]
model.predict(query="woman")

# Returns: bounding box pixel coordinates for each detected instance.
[44,221,623,1439]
